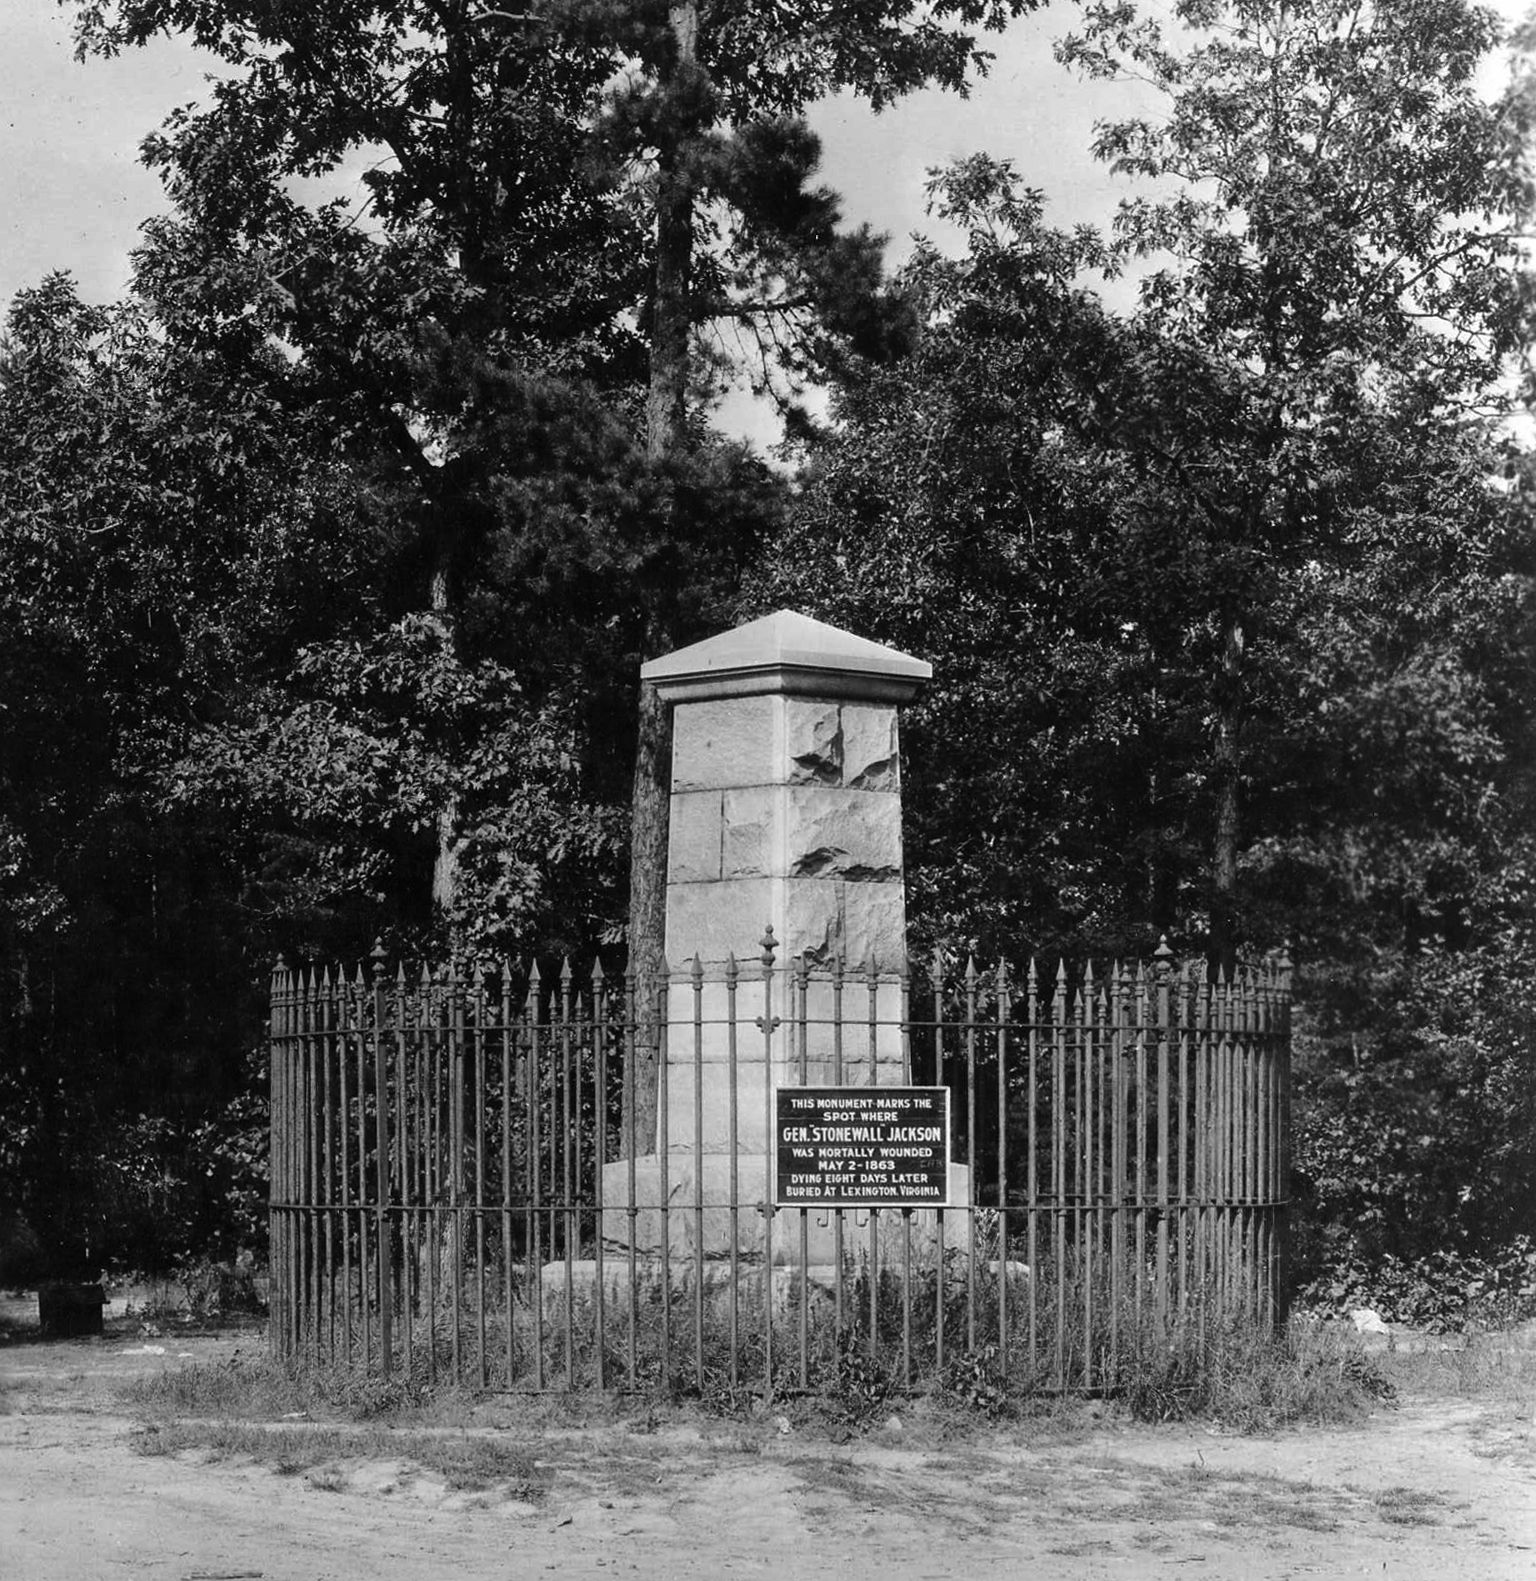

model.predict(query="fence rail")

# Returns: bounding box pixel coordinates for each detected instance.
[269,942,1290,1395]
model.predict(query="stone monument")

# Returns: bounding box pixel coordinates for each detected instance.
[600,610,969,1267]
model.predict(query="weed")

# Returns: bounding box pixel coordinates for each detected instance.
[823,1325,895,1427]
[1371,1485,1442,1527]
[120,1353,310,1420]
[1378,1330,1536,1404]
[1107,1310,1396,1429]
[939,1344,1012,1420]
[261,1248,1416,1430]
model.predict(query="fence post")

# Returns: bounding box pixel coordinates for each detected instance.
[371,942,393,1380]
[268,957,287,1362]
[1153,937,1174,1328]
[1275,941,1294,1326]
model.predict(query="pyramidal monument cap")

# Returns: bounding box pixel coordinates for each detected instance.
[641,609,931,704]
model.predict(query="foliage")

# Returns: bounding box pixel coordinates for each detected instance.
[0,277,361,1276]
[1292,927,1536,1268]
[1296,1237,1536,1333]
[171,613,625,954]
[1053,0,1536,956]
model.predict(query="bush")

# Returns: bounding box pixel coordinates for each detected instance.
[1291,931,1536,1280]
[1296,1238,1536,1333]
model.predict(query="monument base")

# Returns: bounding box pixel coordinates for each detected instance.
[536,1254,1028,1325]
[599,1152,971,1264]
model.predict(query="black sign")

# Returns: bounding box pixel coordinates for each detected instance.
[775,1087,951,1207]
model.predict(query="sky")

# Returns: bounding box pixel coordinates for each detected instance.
[0,3,1149,311]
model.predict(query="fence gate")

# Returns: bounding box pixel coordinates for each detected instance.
[268,942,1290,1395]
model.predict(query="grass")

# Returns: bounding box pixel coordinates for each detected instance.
[94,1319,1533,1563]
[1369,1485,1447,1527]
[111,1289,1531,1513]
[1376,1328,1536,1403]
[1134,1464,1347,1533]
[282,1251,1413,1437]
[1088,1306,1400,1431]
[128,1417,548,1498]
[122,1351,555,1496]
[140,1301,1406,1442]
[120,1352,313,1420]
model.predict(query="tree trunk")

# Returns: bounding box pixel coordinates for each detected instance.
[429,536,462,929]
[643,1,698,463]
[624,676,671,1150]
[1209,613,1244,977]
[626,0,699,1147]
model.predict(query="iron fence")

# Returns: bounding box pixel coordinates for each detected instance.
[268,939,1290,1395]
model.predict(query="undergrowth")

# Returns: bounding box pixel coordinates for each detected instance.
[1110,1314,1396,1430]
[1296,1237,1536,1333]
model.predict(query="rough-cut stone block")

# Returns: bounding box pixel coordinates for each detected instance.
[667,790,723,883]
[776,878,908,971]
[785,788,902,880]
[720,787,777,878]
[665,877,776,966]
[779,878,846,966]
[841,702,900,790]
[600,1153,972,1261]
[784,698,842,785]
[662,1054,773,1154]
[840,881,909,972]
[599,1153,774,1259]
[792,977,907,1076]
[671,695,779,791]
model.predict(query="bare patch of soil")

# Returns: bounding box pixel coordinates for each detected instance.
[2,1317,1533,1580]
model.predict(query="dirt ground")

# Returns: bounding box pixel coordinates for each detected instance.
[2,1309,1533,1581]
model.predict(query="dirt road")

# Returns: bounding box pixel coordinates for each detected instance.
[2,1327,1532,1580]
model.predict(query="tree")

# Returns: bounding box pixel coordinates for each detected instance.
[1056,0,1536,963]
[0,274,375,1272]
